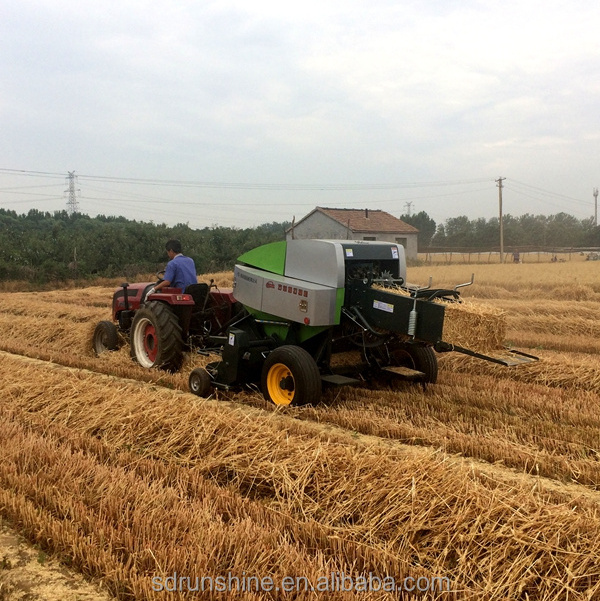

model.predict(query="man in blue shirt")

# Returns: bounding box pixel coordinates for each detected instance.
[150,239,197,293]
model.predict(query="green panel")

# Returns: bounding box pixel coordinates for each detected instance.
[296,324,329,343]
[237,241,287,275]
[246,308,291,340]
[247,308,329,344]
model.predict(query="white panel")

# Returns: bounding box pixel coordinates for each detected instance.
[284,240,345,288]
[234,265,339,326]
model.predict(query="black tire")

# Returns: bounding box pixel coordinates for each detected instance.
[189,368,212,397]
[92,321,119,355]
[130,301,184,372]
[391,343,438,383]
[261,345,321,406]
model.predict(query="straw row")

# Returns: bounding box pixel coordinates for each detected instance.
[306,370,600,488]
[408,261,600,300]
[2,353,600,599]
[440,350,600,395]
[1,280,600,493]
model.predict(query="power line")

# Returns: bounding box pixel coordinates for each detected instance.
[0,168,65,179]
[0,168,491,191]
[509,179,591,207]
[504,184,593,215]
[0,197,63,204]
[0,183,65,192]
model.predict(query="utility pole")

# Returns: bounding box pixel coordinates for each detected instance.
[404,201,413,217]
[496,177,505,263]
[594,188,598,226]
[65,171,80,215]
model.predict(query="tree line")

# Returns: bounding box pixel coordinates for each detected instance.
[401,211,600,250]
[0,209,289,283]
[1,208,599,283]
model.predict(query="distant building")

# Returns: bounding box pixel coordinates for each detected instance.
[286,207,419,260]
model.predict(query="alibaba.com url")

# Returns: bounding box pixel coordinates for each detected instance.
[151,572,452,594]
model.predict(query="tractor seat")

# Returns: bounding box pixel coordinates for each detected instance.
[185,283,209,307]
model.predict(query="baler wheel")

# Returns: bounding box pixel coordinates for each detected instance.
[130,301,184,372]
[391,344,438,384]
[261,345,321,406]
[189,368,213,397]
[92,320,120,355]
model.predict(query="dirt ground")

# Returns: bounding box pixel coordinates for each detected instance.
[0,517,112,601]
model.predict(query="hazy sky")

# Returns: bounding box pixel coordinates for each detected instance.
[1,0,598,229]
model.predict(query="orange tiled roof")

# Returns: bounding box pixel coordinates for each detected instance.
[316,207,419,233]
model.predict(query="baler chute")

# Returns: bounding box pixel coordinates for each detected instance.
[189,239,537,406]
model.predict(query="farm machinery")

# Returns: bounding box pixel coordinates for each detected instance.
[93,239,537,405]
[92,276,244,372]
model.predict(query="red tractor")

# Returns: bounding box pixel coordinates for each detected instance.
[92,279,243,371]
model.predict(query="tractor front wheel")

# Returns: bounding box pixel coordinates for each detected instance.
[92,321,120,355]
[130,301,184,371]
[261,345,321,406]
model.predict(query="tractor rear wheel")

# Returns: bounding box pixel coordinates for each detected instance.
[189,368,212,397]
[92,320,119,355]
[391,343,438,383]
[261,345,321,406]
[130,301,184,371]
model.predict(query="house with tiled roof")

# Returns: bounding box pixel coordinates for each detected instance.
[286,207,419,260]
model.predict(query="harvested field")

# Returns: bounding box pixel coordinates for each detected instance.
[1,261,600,600]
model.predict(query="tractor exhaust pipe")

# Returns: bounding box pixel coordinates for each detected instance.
[120,283,130,311]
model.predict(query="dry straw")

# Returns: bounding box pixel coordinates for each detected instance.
[440,299,506,352]
[2,270,600,598]
[2,354,600,599]
[441,349,600,395]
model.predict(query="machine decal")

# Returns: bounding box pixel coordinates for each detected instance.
[345,248,354,257]
[276,283,309,297]
[373,299,394,314]
[239,272,258,284]
[228,332,236,346]
[392,248,399,259]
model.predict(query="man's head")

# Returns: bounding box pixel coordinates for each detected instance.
[165,239,183,255]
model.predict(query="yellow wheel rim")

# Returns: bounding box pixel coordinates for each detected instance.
[267,362,295,405]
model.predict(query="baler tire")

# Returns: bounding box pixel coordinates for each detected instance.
[92,320,120,355]
[261,345,321,406]
[130,301,184,372]
[392,344,438,384]
[189,368,212,397]
[410,345,438,383]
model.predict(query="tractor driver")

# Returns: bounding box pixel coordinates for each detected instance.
[147,239,198,295]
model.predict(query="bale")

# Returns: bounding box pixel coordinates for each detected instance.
[441,299,506,352]
[374,284,507,352]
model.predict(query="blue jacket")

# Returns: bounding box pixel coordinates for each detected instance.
[164,254,197,290]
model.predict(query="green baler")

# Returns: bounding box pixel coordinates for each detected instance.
[188,239,536,405]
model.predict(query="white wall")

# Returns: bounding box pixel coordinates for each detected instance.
[287,213,419,260]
